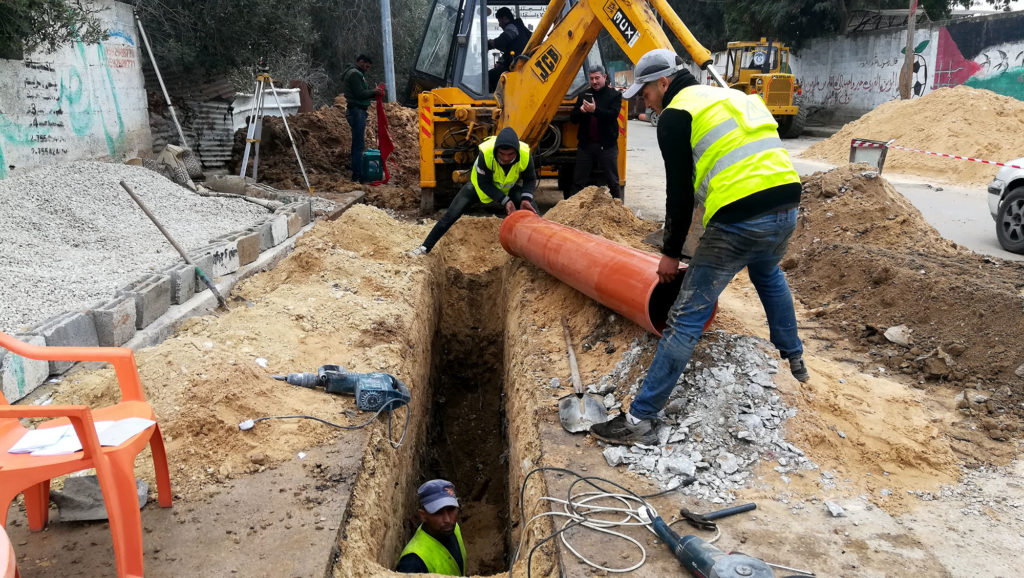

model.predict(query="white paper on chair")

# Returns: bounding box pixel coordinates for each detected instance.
[8,418,156,456]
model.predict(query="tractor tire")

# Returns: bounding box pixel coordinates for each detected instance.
[779,95,808,139]
[996,187,1024,254]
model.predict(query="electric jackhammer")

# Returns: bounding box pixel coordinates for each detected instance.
[274,364,411,412]
[643,507,774,578]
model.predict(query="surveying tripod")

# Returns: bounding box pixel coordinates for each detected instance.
[238,59,313,194]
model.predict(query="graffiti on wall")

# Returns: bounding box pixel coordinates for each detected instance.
[802,37,930,108]
[933,17,1024,99]
[0,33,134,179]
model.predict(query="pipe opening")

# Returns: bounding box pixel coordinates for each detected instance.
[647,274,686,333]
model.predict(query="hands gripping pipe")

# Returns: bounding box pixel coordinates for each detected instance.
[498,211,715,336]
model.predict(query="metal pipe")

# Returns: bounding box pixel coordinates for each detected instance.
[380,0,397,101]
[134,11,189,148]
[499,212,715,336]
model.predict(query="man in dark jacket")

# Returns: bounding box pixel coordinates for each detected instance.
[567,65,623,200]
[410,127,537,255]
[342,54,383,183]
[487,7,531,92]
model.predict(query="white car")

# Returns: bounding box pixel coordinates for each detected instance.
[988,157,1024,254]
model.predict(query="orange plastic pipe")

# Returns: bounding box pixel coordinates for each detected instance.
[499,211,716,336]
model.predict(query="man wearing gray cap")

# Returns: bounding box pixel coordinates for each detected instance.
[590,48,808,445]
[396,479,467,575]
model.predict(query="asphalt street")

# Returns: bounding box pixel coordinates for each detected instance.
[623,119,1023,262]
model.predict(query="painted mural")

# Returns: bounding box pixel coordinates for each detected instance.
[789,11,1024,119]
[0,0,150,179]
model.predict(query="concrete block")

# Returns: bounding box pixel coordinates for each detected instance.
[287,200,312,225]
[162,262,196,304]
[0,335,50,402]
[248,220,274,252]
[236,231,261,265]
[118,274,172,329]
[269,215,289,246]
[90,295,137,346]
[193,252,217,287]
[30,312,99,374]
[202,242,240,277]
[287,213,302,237]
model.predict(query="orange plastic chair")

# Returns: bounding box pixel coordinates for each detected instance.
[0,331,171,577]
[0,524,17,578]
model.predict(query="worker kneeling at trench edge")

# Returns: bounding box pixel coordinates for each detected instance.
[410,127,537,256]
[396,479,467,575]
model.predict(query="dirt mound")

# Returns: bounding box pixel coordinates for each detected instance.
[545,186,659,249]
[784,166,1024,441]
[231,95,421,210]
[801,86,1024,186]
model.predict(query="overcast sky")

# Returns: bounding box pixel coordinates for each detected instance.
[967,0,1023,11]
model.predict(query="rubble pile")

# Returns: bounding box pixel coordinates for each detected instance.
[595,332,816,503]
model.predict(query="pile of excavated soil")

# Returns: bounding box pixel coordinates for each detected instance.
[785,164,1024,442]
[800,86,1024,186]
[544,186,660,249]
[231,95,421,211]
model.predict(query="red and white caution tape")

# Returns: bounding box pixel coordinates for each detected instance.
[850,138,1023,170]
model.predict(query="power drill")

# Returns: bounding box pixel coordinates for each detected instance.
[273,365,411,412]
[643,507,774,578]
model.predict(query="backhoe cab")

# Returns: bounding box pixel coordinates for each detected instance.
[408,0,618,212]
[721,38,806,138]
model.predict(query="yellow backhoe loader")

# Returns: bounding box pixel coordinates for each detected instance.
[720,38,806,138]
[406,0,729,212]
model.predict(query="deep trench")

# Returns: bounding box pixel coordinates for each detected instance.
[408,263,511,575]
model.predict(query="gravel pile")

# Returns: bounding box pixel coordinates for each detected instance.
[596,331,817,503]
[0,161,270,333]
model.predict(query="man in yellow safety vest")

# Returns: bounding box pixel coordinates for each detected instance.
[396,479,467,575]
[409,127,537,256]
[591,49,809,445]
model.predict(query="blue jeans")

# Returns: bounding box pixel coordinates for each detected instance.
[346,107,368,181]
[629,208,803,421]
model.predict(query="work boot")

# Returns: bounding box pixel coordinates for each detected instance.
[589,413,657,446]
[789,356,809,382]
[407,245,428,257]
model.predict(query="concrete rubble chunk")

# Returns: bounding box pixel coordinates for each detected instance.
[603,446,630,467]
[716,452,740,474]
[118,274,172,329]
[825,501,846,517]
[883,325,912,347]
[29,312,99,374]
[51,475,148,522]
[90,296,137,346]
[1,334,50,402]
[1015,362,1024,379]
[659,456,696,477]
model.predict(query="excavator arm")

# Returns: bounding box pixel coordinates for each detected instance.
[496,0,726,147]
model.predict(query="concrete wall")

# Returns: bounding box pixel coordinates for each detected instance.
[0,0,151,179]
[791,11,1024,122]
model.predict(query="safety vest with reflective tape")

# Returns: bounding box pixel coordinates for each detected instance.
[665,85,800,225]
[398,524,467,576]
[470,137,531,204]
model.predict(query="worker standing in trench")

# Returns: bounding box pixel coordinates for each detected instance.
[396,480,467,575]
[409,127,537,256]
[590,49,809,445]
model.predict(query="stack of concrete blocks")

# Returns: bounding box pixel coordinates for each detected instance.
[1,195,318,404]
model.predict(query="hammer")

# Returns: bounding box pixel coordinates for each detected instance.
[679,502,757,531]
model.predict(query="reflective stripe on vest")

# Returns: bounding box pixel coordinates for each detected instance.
[666,85,800,225]
[470,137,531,204]
[398,524,467,576]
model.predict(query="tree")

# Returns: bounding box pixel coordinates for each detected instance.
[0,0,106,59]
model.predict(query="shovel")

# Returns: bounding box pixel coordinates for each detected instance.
[558,317,609,433]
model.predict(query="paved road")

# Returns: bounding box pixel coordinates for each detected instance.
[624,119,1023,261]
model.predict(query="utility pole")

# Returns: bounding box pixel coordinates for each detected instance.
[381,0,397,102]
[900,0,918,99]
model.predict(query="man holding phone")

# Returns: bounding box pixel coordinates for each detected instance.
[567,65,623,200]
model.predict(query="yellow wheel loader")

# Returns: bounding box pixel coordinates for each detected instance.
[720,38,807,138]
[405,0,729,212]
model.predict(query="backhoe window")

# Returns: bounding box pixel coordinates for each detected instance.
[740,47,778,71]
[460,3,485,94]
[416,0,461,78]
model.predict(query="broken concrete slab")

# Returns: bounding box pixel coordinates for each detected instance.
[118,274,172,330]
[1,334,49,402]
[89,296,137,346]
[51,475,148,522]
[29,312,99,374]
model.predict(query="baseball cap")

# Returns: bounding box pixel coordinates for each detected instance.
[418,479,460,514]
[623,49,687,99]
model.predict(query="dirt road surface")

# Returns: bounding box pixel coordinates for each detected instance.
[6,126,1024,577]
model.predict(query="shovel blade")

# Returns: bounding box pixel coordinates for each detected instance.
[558,394,610,433]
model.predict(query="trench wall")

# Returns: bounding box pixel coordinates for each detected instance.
[0,0,151,179]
